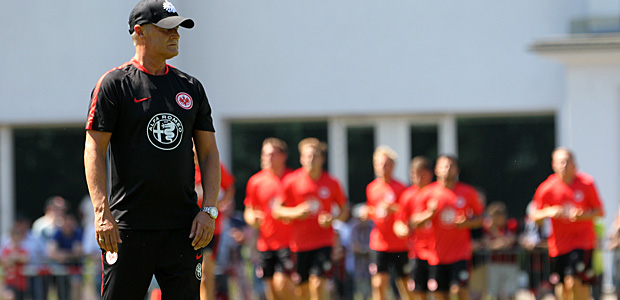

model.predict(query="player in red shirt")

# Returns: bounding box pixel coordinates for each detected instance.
[413,155,483,300]
[195,161,235,300]
[244,138,295,300]
[357,146,408,300]
[529,148,603,300]
[272,138,349,300]
[393,156,434,300]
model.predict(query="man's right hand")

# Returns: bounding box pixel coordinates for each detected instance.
[95,210,122,253]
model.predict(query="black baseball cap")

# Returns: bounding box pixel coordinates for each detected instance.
[128,0,194,34]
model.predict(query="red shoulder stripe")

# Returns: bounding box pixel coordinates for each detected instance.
[85,61,132,130]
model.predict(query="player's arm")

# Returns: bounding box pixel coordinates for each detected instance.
[271,195,310,221]
[410,198,437,228]
[84,129,122,253]
[456,215,483,229]
[244,206,264,229]
[191,130,220,250]
[570,207,603,221]
[529,205,563,222]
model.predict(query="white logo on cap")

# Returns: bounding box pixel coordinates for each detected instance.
[163,0,177,13]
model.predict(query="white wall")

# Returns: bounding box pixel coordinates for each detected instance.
[179,0,582,120]
[0,0,584,126]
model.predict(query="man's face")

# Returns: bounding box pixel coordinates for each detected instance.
[552,150,576,178]
[410,168,432,187]
[373,153,394,179]
[300,145,323,170]
[435,157,458,181]
[261,144,286,170]
[143,24,180,60]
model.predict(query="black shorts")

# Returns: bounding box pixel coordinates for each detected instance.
[550,249,595,284]
[202,234,220,258]
[102,229,201,300]
[292,247,332,283]
[428,260,470,292]
[257,248,294,279]
[369,250,409,278]
[411,258,430,292]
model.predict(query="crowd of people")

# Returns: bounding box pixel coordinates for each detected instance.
[0,140,618,300]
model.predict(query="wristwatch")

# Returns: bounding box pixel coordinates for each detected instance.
[200,207,219,219]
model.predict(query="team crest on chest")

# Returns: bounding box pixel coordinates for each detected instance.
[176,92,193,110]
[318,186,331,199]
[147,113,184,150]
[573,190,584,202]
[455,196,466,208]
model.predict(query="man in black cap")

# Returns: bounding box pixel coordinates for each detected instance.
[84,0,221,299]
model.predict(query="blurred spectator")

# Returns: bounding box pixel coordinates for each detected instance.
[1,215,47,300]
[32,196,67,241]
[482,201,519,300]
[48,213,84,300]
[1,223,30,300]
[608,203,620,300]
[215,210,251,300]
[332,216,353,300]
[30,195,68,299]
[519,200,553,299]
[349,204,373,300]
[80,195,103,299]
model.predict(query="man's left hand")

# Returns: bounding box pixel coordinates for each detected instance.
[190,212,215,250]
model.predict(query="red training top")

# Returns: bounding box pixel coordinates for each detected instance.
[366,178,408,252]
[396,185,434,260]
[281,168,347,252]
[533,173,603,257]
[418,181,483,265]
[244,168,294,251]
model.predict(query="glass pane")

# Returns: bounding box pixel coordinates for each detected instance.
[410,125,438,163]
[457,115,555,219]
[14,127,88,220]
[347,126,375,205]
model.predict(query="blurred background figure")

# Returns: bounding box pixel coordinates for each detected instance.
[48,213,84,300]
[529,148,603,300]
[32,196,67,241]
[80,195,103,299]
[394,155,434,300]
[243,138,295,300]
[1,223,30,300]
[349,204,373,300]
[482,201,519,300]
[31,196,68,299]
[361,146,409,300]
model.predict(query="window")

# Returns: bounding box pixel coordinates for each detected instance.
[457,115,555,218]
[346,126,375,205]
[14,127,88,220]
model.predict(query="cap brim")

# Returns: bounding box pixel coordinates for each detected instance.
[154,16,194,30]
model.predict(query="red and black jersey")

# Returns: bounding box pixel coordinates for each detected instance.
[86,58,215,230]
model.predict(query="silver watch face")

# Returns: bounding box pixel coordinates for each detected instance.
[203,207,218,219]
[209,207,218,219]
